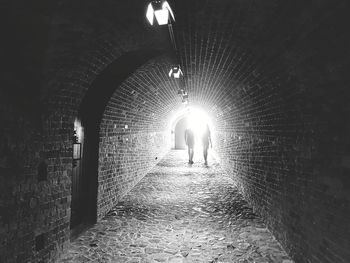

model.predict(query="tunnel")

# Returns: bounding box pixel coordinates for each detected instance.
[0,0,349,262]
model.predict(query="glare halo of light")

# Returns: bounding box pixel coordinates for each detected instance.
[169,106,215,146]
[154,9,169,25]
[163,1,175,22]
[146,3,154,25]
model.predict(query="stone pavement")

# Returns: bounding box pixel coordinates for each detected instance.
[59,150,293,263]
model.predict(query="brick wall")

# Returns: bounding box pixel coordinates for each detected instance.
[203,3,349,263]
[0,1,72,261]
[97,58,182,218]
[98,131,169,218]
[173,1,350,262]
[0,95,72,262]
[0,0,171,261]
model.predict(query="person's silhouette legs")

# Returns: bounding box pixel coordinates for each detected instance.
[203,148,208,165]
[188,147,194,164]
[185,128,195,164]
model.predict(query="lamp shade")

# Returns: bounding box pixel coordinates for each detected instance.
[146,0,175,26]
[169,65,183,78]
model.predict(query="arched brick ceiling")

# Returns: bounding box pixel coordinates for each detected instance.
[102,55,180,133]
[1,0,347,121]
[100,0,348,138]
[170,0,346,132]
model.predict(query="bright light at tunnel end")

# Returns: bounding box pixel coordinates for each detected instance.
[169,106,216,153]
[187,110,210,138]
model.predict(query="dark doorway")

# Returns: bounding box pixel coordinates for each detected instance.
[175,117,187,149]
[70,119,93,237]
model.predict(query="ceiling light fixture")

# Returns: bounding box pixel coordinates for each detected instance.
[181,91,188,104]
[169,65,183,79]
[146,0,175,26]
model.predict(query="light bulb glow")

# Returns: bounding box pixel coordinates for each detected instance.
[169,66,183,78]
[146,3,154,25]
[146,1,175,26]
[186,111,208,139]
[163,1,175,22]
[169,106,219,161]
[169,107,213,142]
[154,9,169,25]
[174,69,183,78]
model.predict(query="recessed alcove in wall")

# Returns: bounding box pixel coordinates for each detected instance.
[174,117,187,149]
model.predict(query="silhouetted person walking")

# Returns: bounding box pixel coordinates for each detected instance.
[202,124,212,165]
[185,128,195,164]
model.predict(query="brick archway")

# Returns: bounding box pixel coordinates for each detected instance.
[174,116,187,149]
[71,49,161,236]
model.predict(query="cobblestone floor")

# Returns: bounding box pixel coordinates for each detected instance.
[59,150,293,263]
